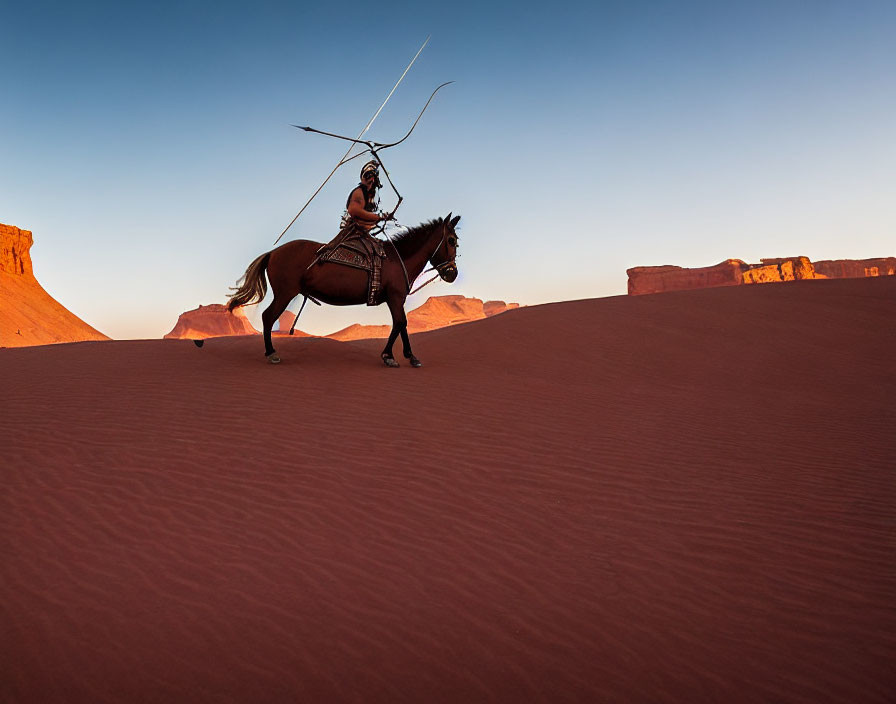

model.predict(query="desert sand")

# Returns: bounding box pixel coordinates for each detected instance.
[2,276,895,703]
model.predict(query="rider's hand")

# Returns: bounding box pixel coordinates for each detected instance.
[379,211,395,222]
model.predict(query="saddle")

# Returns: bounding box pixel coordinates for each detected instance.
[316,227,385,306]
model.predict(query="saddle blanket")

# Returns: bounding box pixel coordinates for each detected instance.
[317,236,384,306]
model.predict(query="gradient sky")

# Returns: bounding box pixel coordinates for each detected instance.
[3,0,894,339]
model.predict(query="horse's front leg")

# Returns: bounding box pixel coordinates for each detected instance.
[398,326,422,368]
[381,296,406,367]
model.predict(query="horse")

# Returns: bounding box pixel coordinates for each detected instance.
[227,214,460,366]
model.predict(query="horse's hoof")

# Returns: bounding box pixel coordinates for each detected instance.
[382,355,400,368]
[267,353,281,365]
[409,357,422,368]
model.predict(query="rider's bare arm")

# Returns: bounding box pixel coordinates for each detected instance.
[347,187,384,223]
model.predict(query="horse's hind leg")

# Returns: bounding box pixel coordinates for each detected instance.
[261,294,292,362]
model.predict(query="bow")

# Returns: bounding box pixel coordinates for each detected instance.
[291,80,454,221]
[273,37,429,245]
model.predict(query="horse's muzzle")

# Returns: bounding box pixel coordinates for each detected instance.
[440,263,458,282]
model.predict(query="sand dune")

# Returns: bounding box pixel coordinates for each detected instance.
[2,277,894,703]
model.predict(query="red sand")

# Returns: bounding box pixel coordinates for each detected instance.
[2,277,895,703]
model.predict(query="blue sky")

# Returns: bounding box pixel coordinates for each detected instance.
[2,0,894,338]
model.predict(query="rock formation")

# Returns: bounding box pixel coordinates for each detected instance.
[627,256,893,295]
[326,323,392,341]
[2,223,34,276]
[401,295,518,330]
[484,300,519,317]
[164,304,258,340]
[1,223,109,347]
[327,295,520,341]
[627,260,746,295]
[741,257,817,284]
[813,258,896,279]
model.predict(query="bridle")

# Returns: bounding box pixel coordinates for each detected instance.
[406,225,458,295]
[430,232,458,279]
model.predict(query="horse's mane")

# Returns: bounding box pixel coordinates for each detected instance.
[388,218,445,258]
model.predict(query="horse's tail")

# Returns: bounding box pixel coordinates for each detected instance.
[227,252,271,311]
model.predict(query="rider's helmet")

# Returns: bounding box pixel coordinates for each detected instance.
[360,160,382,188]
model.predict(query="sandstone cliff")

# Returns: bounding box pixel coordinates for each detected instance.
[628,256,892,295]
[2,223,34,276]
[627,260,746,295]
[327,295,520,341]
[164,304,259,340]
[1,223,109,347]
[741,257,817,284]
[813,258,896,279]
[484,300,520,317]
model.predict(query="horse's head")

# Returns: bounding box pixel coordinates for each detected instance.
[430,213,461,283]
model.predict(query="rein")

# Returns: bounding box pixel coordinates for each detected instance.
[380,225,412,292]
[410,246,457,295]
[383,221,455,295]
[409,271,441,295]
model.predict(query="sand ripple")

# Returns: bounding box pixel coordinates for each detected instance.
[2,277,895,702]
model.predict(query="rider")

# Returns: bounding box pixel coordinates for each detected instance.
[328,160,393,257]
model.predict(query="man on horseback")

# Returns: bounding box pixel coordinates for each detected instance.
[314,159,394,305]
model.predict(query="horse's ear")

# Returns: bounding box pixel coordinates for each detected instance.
[450,215,461,228]
[445,212,452,224]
